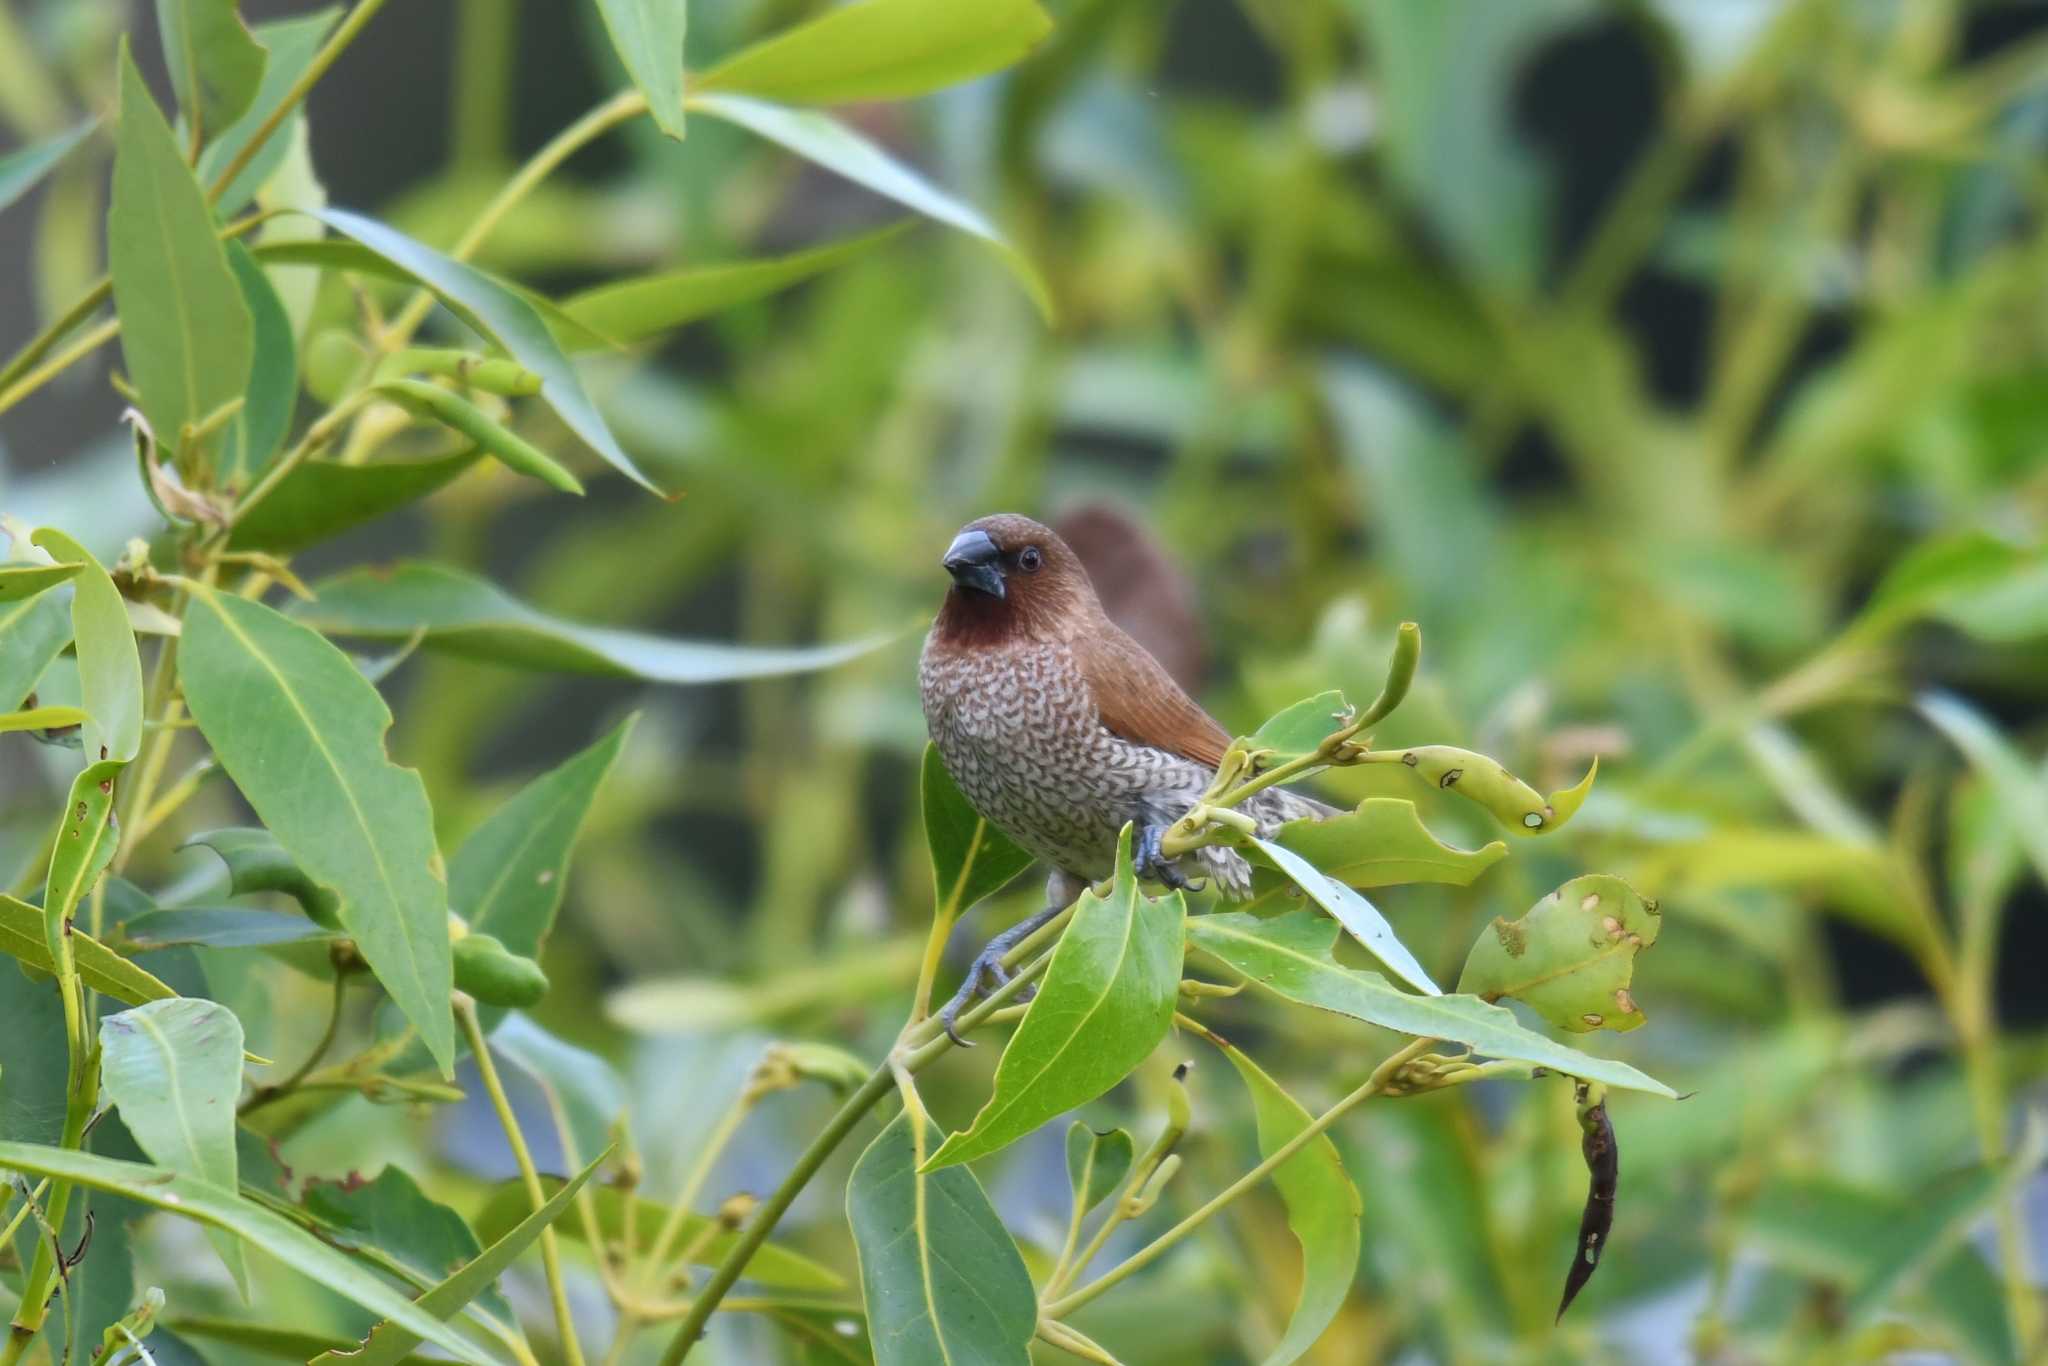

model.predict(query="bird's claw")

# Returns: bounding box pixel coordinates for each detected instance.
[1135,823,1193,891]
[936,903,1061,1046]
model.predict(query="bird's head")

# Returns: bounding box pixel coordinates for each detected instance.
[933,513,1096,641]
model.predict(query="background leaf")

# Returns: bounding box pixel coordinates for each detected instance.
[98,998,250,1294]
[0,587,72,711]
[32,528,140,763]
[928,830,1184,1170]
[1064,1122,1133,1217]
[594,0,687,140]
[301,1165,512,1325]
[1188,909,1675,1096]
[1248,690,1350,765]
[0,121,93,217]
[179,588,455,1072]
[108,40,253,481]
[696,0,1051,105]
[218,242,297,489]
[197,6,340,212]
[154,0,266,142]
[847,1113,1035,1366]
[296,560,896,682]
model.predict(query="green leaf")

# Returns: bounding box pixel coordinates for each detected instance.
[471,1179,847,1290]
[1251,837,1441,996]
[0,1142,495,1364]
[44,760,125,962]
[1456,874,1662,1034]
[225,450,482,555]
[122,907,336,949]
[218,242,297,489]
[0,120,94,217]
[301,1165,511,1325]
[1631,828,1920,950]
[595,0,687,140]
[692,93,1050,319]
[560,223,911,347]
[371,378,583,494]
[312,207,662,494]
[1064,1122,1133,1216]
[1248,690,1351,765]
[1187,909,1675,1097]
[310,1150,606,1366]
[1270,797,1506,888]
[922,742,1033,921]
[183,826,341,927]
[167,1317,439,1364]
[295,560,896,682]
[99,998,251,1295]
[0,893,180,1006]
[0,704,86,733]
[1919,692,2048,895]
[697,0,1050,104]
[0,560,83,601]
[31,529,141,764]
[197,7,341,213]
[109,40,254,483]
[927,826,1184,1170]
[0,586,72,711]
[1206,1031,1360,1366]
[847,1113,1035,1366]
[452,716,633,962]
[154,0,266,142]
[179,587,455,1074]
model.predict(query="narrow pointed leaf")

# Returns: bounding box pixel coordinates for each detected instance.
[928,827,1184,1170]
[226,450,482,554]
[0,705,85,733]
[301,1165,511,1327]
[922,742,1033,920]
[99,998,250,1295]
[44,760,124,963]
[313,207,662,493]
[121,907,336,949]
[0,120,94,216]
[154,0,267,140]
[0,561,83,601]
[691,93,1050,318]
[697,0,1050,104]
[560,223,911,347]
[1457,875,1661,1033]
[311,1149,608,1366]
[595,0,687,139]
[219,242,298,488]
[179,587,455,1073]
[1205,1031,1359,1366]
[109,41,253,482]
[1252,837,1440,995]
[183,826,340,927]
[1271,797,1505,888]
[1187,909,1674,1097]
[296,561,896,682]
[1919,691,2048,892]
[847,1114,1034,1366]
[0,1142,493,1364]
[32,529,141,764]
[1064,1123,1133,1216]
[0,893,179,1005]
[1249,690,1352,764]
[453,716,633,961]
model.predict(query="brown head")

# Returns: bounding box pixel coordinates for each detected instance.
[931,513,1101,645]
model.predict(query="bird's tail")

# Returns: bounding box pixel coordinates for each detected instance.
[1192,785,1338,900]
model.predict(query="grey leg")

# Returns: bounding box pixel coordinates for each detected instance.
[937,870,1084,1046]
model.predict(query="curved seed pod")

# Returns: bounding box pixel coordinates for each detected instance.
[379,347,544,397]
[1557,1080,1617,1322]
[1356,621,1420,728]
[452,931,550,1007]
[373,379,583,495]
[1392,746,1596,835]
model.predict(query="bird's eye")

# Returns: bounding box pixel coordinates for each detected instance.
[1017,546,1043,573]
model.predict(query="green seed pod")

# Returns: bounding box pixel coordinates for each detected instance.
[1393,746,1596,836]
[373,378,584,495]
[452,931,550,1007]
[304,329,369,405]
[379,347,545,397]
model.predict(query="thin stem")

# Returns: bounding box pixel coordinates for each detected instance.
[385,88,647,344]
[223,388,378,530]
[458,1001,586,1366]
[1041,1036,1436,1320]
[641,1086,759,1281]
[0,280,110,399]
[0,319,119,420]
[240,976,347,1115]
[906,904,957,1026]
[0,1180,50,1255]
[205,0,395,202]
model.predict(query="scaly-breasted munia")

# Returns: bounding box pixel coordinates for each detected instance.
[920,513,1329,1033]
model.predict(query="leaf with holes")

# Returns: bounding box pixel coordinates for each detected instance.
[1270,797,1505,889]
[1458,875,1661,1033]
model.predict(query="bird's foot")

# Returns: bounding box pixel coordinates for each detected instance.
[1135,822,1197,892]
[936,904,1059,1047]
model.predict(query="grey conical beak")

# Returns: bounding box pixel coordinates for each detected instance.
[942,529,1005,599]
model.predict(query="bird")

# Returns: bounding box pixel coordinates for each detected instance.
[919,512,1332,1037]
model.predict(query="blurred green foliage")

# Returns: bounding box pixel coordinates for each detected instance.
[3,0,2048,1363]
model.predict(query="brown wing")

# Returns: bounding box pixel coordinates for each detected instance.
[1075,623,1231,768]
